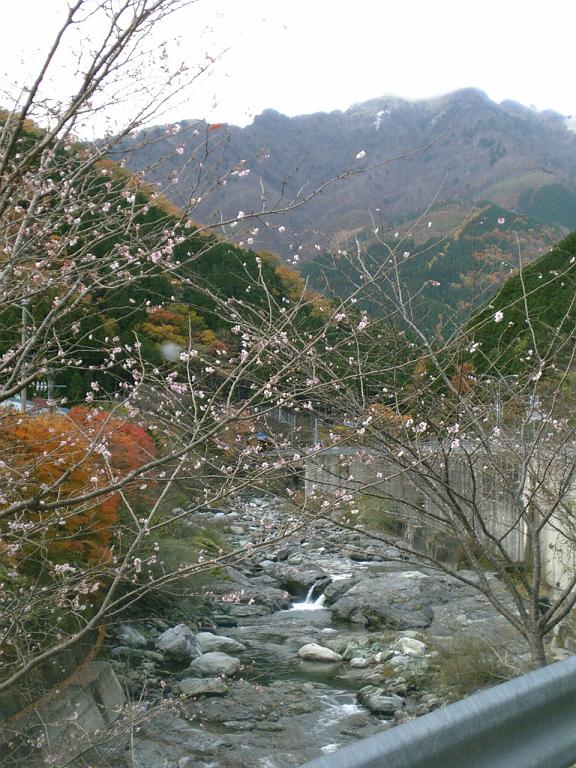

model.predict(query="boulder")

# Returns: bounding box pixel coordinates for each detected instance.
[298,643,343,662]
[267,563,328,598]
[395,637,427,657]
[111,647,164,663]
[275,545,298,562]
[186,652,242,677]
[155,624,199,663]
[178,677,229,696]
[373,650,395,663]
[349,657,370,668]
[213,614,238,628]
[357,686,404,715]
[323,577,359,605]
[330,572,450,629]
[195,632,246,655]
[229,525,246,535]
[225,585,292,613]
[342,641,361,661]
[117,624,148,648]
[128,712,224,767]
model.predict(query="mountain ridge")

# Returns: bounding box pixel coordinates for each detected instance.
[123,89,576,261]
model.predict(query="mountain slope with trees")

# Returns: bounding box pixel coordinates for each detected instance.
[301,201,565,331]
[469,230,576,375]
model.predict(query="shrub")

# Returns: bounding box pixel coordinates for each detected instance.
[433,636,512,697]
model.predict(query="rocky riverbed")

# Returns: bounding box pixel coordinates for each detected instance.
[94,495,539,768]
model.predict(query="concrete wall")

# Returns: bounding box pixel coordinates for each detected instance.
[540,467,576,593]
[0,661,126,768]
[305,449,526,561]
[304,448,574,585]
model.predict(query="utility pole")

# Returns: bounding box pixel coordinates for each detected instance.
[47,370,55,414]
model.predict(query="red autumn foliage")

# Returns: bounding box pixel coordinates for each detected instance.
[69,407,157,477]
[0,413,118,565]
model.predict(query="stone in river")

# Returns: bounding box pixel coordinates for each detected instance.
[178,677,229,696]
[357,686,404,715]
[155,624,199,662]
[186,652,242,677]
[196,631,246,655]
[298,643,343,662]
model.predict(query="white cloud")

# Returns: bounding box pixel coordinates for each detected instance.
[1,0,575,130]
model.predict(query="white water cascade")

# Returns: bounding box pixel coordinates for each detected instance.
[289,581,327,611]
[287,572,352,612]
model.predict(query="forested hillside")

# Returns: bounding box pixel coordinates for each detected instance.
[469,230,576,374]
[301,201,565,330]
[0,118,324,405]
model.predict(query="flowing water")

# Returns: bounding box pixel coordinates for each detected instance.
[288,581,328,610]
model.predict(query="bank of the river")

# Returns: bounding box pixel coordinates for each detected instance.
[87,495,559,768]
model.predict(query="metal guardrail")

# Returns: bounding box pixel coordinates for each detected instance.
[299,656,576,768]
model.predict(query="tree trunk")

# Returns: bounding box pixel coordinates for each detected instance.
[529,632,548,669]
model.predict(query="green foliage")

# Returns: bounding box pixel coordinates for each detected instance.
[354,494,404,536]
[146,526,225,594]
[519,184,576,230]
[302,202,563,332]
[433,636,512,698]
[469,231,576,374]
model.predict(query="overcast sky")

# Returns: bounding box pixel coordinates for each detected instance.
[2,0,575,129]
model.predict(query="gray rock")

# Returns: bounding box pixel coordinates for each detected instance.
[129,712,223,767]
[222,720,255,731]
[256,721,284,731]
[275,546,298,561]
[357,686,404,715]
[395,637,427,657]
[196,632,247,655]
[349,657,370,668]
[187,652,242,677]
[267,562,329,598]
[342,641,361,661]
[298,643,343,662]
[178,677,229,696]
[223,585,292,613]
[383,547,403,559]
[331,572,449,629]
[350,551,374,562]
[213,614,238,628]
[229,525,246,535]
[155,623,199,662]
[228,604,273,618]
[323,577,359,605]
[373,650,395,663]
[200,506,228,515]
[111,647,164,663]
[117,624,148,648]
